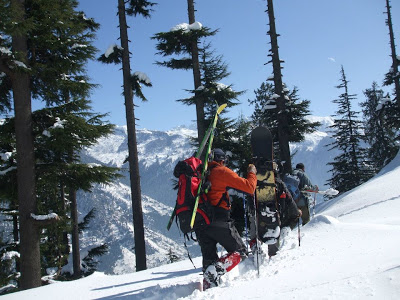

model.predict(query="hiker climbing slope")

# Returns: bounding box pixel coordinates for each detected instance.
[292,163,318,226]
[197,148,257,290]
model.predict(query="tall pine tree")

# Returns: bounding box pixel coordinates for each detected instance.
[98,0,156,272]
[152,2,217,143]
[327,66,372,193]
[384,0,400,109]
[361,82,399,171]
[249,81,320,162]
[179,43,242,155]
[0,0,119,287]
[265,0,292,173]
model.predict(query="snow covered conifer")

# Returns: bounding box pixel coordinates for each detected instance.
[152,1,216,143]
[361,82,399,171]
[0,0,120,287]
[327,66,373,193]
[249,82,320,161]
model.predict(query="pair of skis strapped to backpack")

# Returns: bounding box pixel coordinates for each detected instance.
[167,103,227,231]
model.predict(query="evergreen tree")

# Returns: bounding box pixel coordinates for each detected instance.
[167,248,180,264]
[81,244,108,276]
[384,0,400,109]
[1,0,120,286]
[230,114,253,176]
[0,0,40,288]
[0,225,19,294]
[152,4,217,143]
[249,81,320,162]
[98,0,156,272]
[361,82,399,171]
[0,100,121,284]
[187,44,242,155]
[265,0,292,173]
[327,66,373,193]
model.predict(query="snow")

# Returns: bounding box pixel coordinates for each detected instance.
[133,71,152,84]
[4,151,400,299]
[0,72,5,85]
[271,93,280,99]
[170,22,203,32]
[376,96,392,111]
[30,213,58,221]
[1,251,20,261]
[42,117,67,137]
[12,61,29,69]
[0,151,12,161]
[0,46,12,56]
[0,166,16,175]
[71,44,87,49]
[104,44,123,58]
[215,82,231,91]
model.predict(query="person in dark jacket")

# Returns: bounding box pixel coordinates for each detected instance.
[292,163,318,225]
[249,162,301,258]
[196,148,257,290]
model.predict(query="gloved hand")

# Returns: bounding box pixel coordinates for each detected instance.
[247,164,257,174]
[298,209,302,218]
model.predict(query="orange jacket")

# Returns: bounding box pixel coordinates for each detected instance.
[206,161,257,210]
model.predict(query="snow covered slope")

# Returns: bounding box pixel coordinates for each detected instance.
[4,150,400,299]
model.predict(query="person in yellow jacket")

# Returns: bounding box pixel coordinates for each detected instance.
[196,148,257,290]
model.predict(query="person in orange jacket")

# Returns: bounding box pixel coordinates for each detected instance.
[196,148,257,290]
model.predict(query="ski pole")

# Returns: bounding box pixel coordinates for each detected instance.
[298,218,301,247]
[243,193,249,252]
[312,192,316,218]
[253,192,260,277]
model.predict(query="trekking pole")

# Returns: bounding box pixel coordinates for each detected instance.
[298,218,301,247]
[243,193,249,252]
[253,192,260,277]
[312,192,317,218]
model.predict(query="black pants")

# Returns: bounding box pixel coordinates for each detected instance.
[195,220,246,271]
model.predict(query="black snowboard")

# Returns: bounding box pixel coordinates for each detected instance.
[250,127,280,246]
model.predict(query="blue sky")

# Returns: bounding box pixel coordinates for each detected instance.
[75,0,400,131]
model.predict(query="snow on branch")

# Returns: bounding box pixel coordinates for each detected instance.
[0,151,12,161]
[133,71,152,85]
[105,44,123,58]
[30,212,59,225]
[0,46,12,56]
[170,22,203,32]
[376,96,392,111]
[0,166,16,175]
[215,82,232,92]
[1,251,20,261]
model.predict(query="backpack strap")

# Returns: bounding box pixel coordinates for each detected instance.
[215,192,230,208]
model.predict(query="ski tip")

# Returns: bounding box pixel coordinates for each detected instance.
[217,103,227,114]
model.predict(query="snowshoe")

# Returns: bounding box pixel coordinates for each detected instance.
[203,261,225,290]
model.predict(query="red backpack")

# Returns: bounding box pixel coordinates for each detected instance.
[173,156,211,234]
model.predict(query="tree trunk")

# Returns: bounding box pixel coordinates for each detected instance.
[266,0,292,173]
[187,0,206,143]
[11,0,41,289]
[12,205,19,243]
[70,189,81,278]
[118,0,147,271]
[385,0,400,108]
[61,185,70,255]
